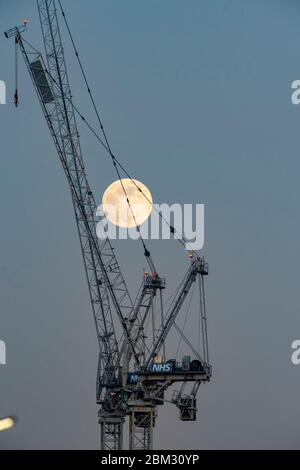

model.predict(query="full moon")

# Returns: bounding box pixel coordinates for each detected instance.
[102,178,153,228]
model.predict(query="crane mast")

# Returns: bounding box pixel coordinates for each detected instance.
[5,0,212,450]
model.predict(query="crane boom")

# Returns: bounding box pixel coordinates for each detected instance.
[36,2,138,379]
[17,38,120,389]
[10,0,140,404]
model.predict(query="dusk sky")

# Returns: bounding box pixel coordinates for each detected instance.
[1,0,300,449]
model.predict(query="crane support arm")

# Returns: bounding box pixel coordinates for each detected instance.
[145,259,206,369]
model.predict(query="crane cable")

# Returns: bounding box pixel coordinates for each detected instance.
[56,1,199,259]
[175,282,195,359]
[58,0,156,273]
[14,37,19,107]
[44,59,194,255]
[21,33,198,259]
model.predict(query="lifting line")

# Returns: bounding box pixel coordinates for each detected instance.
[58,0,156,273]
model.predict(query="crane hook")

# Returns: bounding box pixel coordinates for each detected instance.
[14,90,19,108]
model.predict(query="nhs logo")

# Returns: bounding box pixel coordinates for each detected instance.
[127,373,139,385]
[0,80,6,105]
[150,362,173,373]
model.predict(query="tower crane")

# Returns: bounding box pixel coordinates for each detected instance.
[5,0,212,450]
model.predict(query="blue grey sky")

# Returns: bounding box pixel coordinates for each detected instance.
[0,0,300,449]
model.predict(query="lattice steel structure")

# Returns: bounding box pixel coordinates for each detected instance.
[5,0,212,450]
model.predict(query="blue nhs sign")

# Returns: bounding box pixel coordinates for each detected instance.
[127,373,139,385]
[150,362,173,373]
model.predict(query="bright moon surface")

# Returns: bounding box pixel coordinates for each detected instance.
[102,178,153,228]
